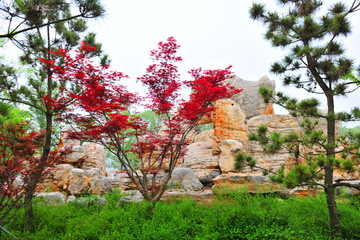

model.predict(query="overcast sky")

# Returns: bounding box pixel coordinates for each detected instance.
[3,0,360,125]
[86,0,360,125]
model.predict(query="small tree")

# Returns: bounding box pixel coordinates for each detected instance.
[43,37,241,205]
[247,0,360,238]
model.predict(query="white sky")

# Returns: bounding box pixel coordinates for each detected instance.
[87,0,360,126]
[3,0,360,126]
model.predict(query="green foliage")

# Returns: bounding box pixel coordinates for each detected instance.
[234,152,256,171]
[4,191,360,239]
[0,102,31,124]
[199,123,213,132]
[339,124,360,136]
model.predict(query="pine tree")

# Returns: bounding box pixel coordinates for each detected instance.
[0,0,106,232]
[247,0,360,238]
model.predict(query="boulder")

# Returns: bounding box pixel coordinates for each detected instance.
[248,114,300,135]
[119,190,144,203]
[82,142,107,175]
[59,126,81,147]
[89,178,113,194]
[183,142,221,184]
[168,168,203,191]
[69,196,107,206]
[63,145,87,163]
[51,164,73,191]
[162,190,214,201]
[194,129,214,143]
[36,192,66,204]
[212,99,248,154]
[224,75,275,119]
[68,169,91,195]
[218,139,249,173]
[213,173,282,193]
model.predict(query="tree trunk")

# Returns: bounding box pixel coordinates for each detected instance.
[24,185,35,233]
[324,169,341,238]
[24,111,53,232]
[325,94,341,238]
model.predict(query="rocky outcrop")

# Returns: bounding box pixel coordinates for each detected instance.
[212,99,248,155]
[182,142,221,185]
[225,75,275,119]
[213,173,282,193]
[39,74,356,199]
[217,139,249,173]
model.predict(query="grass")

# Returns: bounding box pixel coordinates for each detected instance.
[2,189,360,240]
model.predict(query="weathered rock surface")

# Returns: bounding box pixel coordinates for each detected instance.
[82,142,107,175]
[169,168,203,191]
[64,145,87,163]
[248,114,300,134]
[119,190,144,203]
[218,139,250,173]
[182,142,221,185]
[225,75,275,119]
[68,169,91,195]
[36,192,66,204]
[213,173,282,193]
[194,129,214,143]
[212,99,248,155]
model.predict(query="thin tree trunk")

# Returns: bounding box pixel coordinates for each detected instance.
[24,110,53,232]
[325,94,341,238]
[324,183,341,238]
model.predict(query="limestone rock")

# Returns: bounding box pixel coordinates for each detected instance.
[248,114,300,134]
[224,75,275,119]
[51,164,73,191]
[168,168,203,191]
[63,145,87,163]
[194,129,214,143]
[68,169,91,195]
[162,190,213,201]
[36,192,66,204]
[115,173,138,191]
[82,142,107,175]
[89,178,113,194]
[213,99,247,141]
[212,99,248,154]
[213,173,282,193]
[59,126,81,147]
[218,139,249,173]
[119,190,144,203]
[182,142,220,184]
[70,196,107,205]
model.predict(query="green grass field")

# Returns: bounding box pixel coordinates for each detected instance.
[3,189,360,240]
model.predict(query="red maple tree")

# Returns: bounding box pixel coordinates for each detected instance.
[0,121,66,226]
[43,37,242,204]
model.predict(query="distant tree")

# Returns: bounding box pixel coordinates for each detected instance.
[42,37,241,205]
[246,0,360,238]
[0,0,106,232]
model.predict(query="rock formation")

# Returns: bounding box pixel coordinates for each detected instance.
[39,75,355,198]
